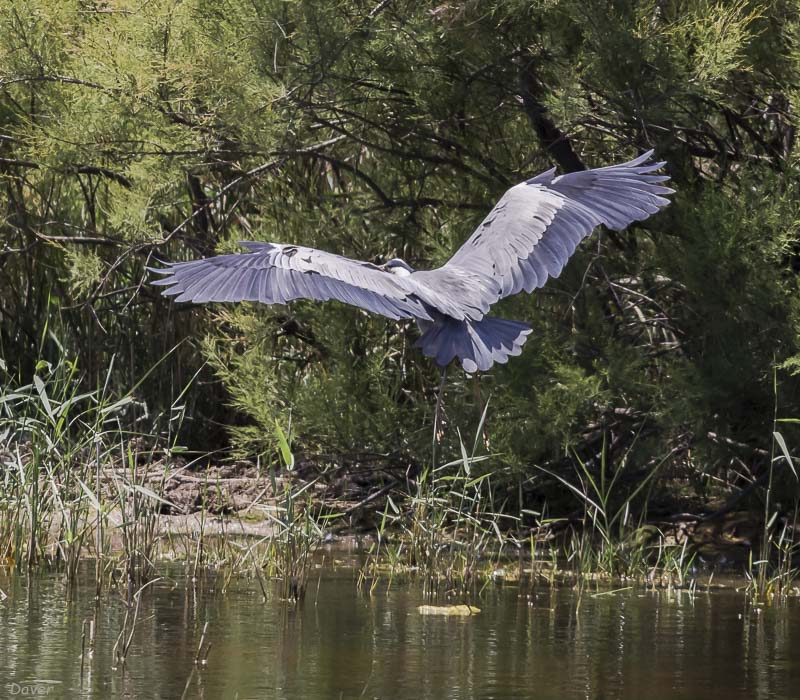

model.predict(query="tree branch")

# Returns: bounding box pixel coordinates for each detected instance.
[517,55,586,173]
[0,157,132,188]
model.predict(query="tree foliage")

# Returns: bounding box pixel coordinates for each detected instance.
[3,0,800,508]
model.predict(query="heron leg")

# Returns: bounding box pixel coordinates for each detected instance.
[432,365,448,467]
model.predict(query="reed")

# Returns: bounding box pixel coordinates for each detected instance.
[260,421,325,603]
[361,404,511,599]
[531,434,700,588]
[0,343,190,594]
[3,343,796,606]
[746,371,800,603]
[746,431,799,602]
[0,349,112,576]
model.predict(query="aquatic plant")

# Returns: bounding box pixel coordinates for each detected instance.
[746,430,800,602]
[0,341,189,594]
[532,435,699,587]
[360,404,512,598]
[260,421,326,603]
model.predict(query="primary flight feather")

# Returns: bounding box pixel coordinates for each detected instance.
[151,150,673,373]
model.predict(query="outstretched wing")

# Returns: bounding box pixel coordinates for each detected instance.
[433,150,673,305]
[150,242,433,321]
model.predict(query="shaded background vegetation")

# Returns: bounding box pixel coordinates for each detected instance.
[3,0,800,514]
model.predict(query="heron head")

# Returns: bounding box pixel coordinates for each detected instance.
[382,258,415,277]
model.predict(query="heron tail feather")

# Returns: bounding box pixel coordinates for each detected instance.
[416,316,532,373]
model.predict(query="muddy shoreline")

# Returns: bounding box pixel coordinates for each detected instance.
[95,457,765,573]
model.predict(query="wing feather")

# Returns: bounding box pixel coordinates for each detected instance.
[428,150,672,304]
[151,242,433,321]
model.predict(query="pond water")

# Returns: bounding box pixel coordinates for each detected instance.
[0,562,798,700]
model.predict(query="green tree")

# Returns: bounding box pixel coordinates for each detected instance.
[2,0,800,511]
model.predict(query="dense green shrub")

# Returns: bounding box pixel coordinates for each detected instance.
[3,0,800,508]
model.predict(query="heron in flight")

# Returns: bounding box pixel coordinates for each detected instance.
[151,151,672,373]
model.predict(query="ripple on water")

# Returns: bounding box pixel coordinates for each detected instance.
[0,568,798,700]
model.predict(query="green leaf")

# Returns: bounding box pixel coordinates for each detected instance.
[127,483,177,508]
[75,476,103,514]
[773,432,798,480]
[33,375,54,421]
[275,420,295,471]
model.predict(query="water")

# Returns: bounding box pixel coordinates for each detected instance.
[1,565,798,699]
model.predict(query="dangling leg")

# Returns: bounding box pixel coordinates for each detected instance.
[432,365,448,468]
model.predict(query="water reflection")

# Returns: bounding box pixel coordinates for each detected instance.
[0,566,798,699]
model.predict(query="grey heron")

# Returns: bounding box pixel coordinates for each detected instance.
[151,151,672,373]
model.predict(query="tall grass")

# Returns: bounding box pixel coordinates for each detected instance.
[357,404,701,597]
[534,437,699,588]
[0,340,332,605]
[746,430,799,602]
[3,339,798,606]
[535,436,694,584]
[0,340,187,593]
[260,421,325,602]
[746,371,800,603]
[0,349,112,576]
[361,405,512,599]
